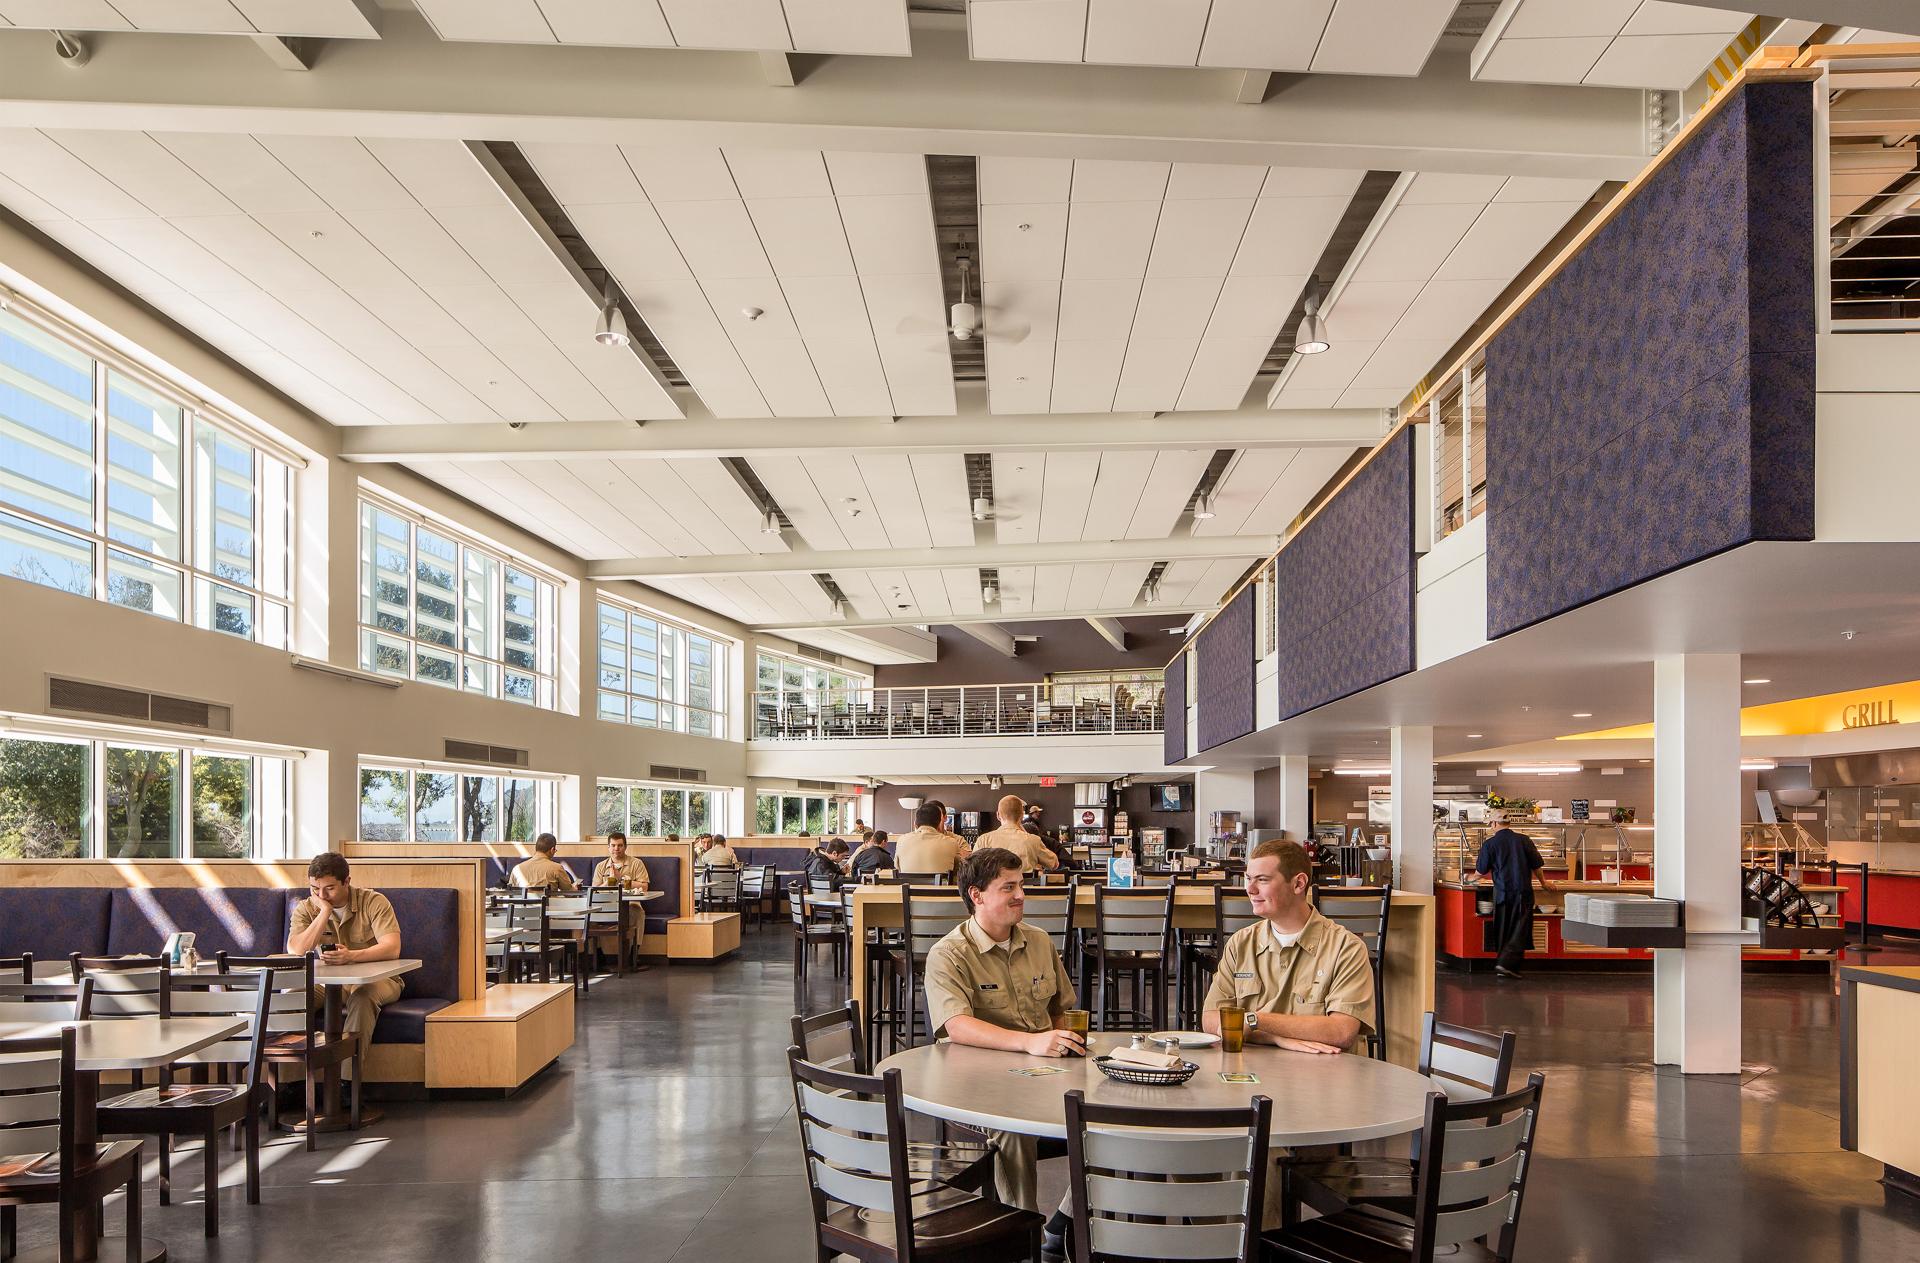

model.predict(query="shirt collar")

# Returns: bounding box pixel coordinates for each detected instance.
[961,917,1024,956]
[1252,908,1328,958]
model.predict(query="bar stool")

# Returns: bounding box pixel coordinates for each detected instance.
[1089,884,1175,1031]
[1313,886,1392,1059]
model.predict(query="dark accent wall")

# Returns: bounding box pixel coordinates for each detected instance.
[1194,585,1256,751]
[869,781,1195,846]
[1165,650,1188,765]
[1485,81,1816,638]
[1272,428,1416,720]
[873,616,1178,687]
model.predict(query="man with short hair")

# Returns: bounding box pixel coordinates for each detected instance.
[976,794,1059,873]
[593,831,651,891]
[286,852,404,1036]
[695,832,739,868]
[923,847,1082,1221]
[806,837,851,890]
[1476,812,1554,978]
[510,833,579,891]
[1201,838,1376,1053]
[894,802,965,877]
[849,829,890,881]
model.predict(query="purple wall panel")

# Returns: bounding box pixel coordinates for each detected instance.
[1485,81,1815,638]
[1164,648,1188,765]
[1194,584,1255,752]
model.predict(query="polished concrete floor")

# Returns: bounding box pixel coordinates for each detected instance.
[14,937,1920,1262]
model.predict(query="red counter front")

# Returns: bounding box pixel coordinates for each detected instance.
[1836,869,1920,932]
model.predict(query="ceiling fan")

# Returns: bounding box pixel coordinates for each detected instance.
[896,256,1030,346]
[971,495,1021,523]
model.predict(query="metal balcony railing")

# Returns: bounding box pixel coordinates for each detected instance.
[751,675,1165,741]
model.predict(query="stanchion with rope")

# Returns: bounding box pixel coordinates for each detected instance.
[1831,861,1884,955]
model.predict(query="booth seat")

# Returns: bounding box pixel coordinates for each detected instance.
[0,884,460,1048]
[477,856,683,934]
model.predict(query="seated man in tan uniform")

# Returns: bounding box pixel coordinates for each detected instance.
[286,851,404,1037]
[894,802,965,878]
[974,793,1059,874]
[695,832,739,868]
[593,831,651,890]
[509,833,578,892]
[923,847,1083,1227]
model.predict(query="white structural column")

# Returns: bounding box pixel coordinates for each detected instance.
[1276,756,1312,840]
[1652,653,1744,1074]
[1196,769,1258,840]
[1390,726,1435,894]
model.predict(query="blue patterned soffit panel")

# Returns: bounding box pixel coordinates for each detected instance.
[1486,80,1815,639]
[1195,584,1256,752]
[1164,647,1189,765]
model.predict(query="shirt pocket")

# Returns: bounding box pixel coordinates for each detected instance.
[1291,970,1333,1014]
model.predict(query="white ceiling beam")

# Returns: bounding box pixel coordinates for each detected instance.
[954,622,1018,658]
[757,50,797,87]
[765,602,1214,634]
[249,35,317,71]
[1758,2,1920,32]
[587,534,1277,581]
[0,12,1652,180]
[340,404,1382,463]
[1087,617,1130,652]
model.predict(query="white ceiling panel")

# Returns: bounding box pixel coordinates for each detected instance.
[1081,450,1155,541]
[0,1,133,28]
[1125,448,1213,538]
[751,455,851,552]
[803,454,892,549]
[1049,339,1127,413]
[0,0,379,35]
[967,0,1086,62]
[906,569,956,618]
[1062,201,1161,279]
[1112,339,1200,411]
[942,566,987,618]
[1196,0,1334,72]
[413,0,556,43]
[990,453,1044,545]
[784,0,913,55]
[856,453,934,550]
[1028,564,1076,613]
[1036,451,1100,542]
[1064,563,1113,611]
[415,0,910,53]
[1099,559,1155,609]
[1474,0,1751,90]
[1083,0,1208,66]
[910,452,976,548]
[532,0,674,45]
[657,0,789,51]
[1310,0,1453,75]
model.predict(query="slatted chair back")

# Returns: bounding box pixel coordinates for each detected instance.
[0,954,31,984]
[1314,887,1392,964]
[214,954,317,1049]
[808,873,838,896]
[790,1000,867,1075]
[1022,891,1074,956]
[901,887,970,969]
[0,978,92,1023]
[1407,1073,1546,1262]
[166,970,274,1084]
[787,888,811,930]
[546,892,589,936]
[1093,885,1174,957]
[704,866,741,905]
[71,956,170,1019]
[1422,1013,1517,1102]
[1217,888,1261,938]
[0,1028,76,1176]
[893,871,950,886]
[584,885,623,931]
[741,867,769,903]
[787,1048,915,1259]
[1065,1090,1271,1263]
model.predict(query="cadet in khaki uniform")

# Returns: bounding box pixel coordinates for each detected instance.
[695,834,740,868]
[286,851,405,1037]
[894,803,966,877]
[974,794,1060,874]
[923,847,1082,1219]
[510,833,579,892]
[593,832,651,890]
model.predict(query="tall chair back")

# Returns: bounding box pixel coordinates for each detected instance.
[1422,1013,1518,1101]
[1313,887,1391,1057]
[167,970,274,1084]
[901,887,971,1045]
[1022,891,1074,956]
[0,978,92,1023]
[1093,885,1174,956]
[790,1000,867,1075]
[787,1049,915,1259]
[1217,889,1261,938]
[1065,1091,1272,1263]
[1407,1074,1546,1261]
[215,954,318,1050]
[0,954,31,984]
[703,866,741,907]
[71,956,170,1019]
[0,1028,77,1174]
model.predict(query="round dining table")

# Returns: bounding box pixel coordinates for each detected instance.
[875,1033,1435,1145]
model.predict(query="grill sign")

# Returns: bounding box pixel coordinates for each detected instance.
[1843,700,1898,729]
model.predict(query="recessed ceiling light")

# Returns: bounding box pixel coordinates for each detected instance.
[1572,712,1593,719]
[1744,678,1771,685]
[1467,733,1483,739]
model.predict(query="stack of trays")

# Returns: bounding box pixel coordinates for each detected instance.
[1563,893,1589,922]
[1582,895,1680,927]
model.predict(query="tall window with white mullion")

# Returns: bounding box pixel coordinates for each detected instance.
[411,527,461,688]
[687,632,718,737]
[598,600,728,736]
[101,372,184,626]
[360,502,412,677]
[359,762,552,844]
[462,548,498,696]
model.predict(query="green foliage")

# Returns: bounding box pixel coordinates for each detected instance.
[0,738,87,858]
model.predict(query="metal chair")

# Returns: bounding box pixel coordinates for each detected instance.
[1314,887,1393,1059]
[1089,885,1175,1031]
[787,1047,1044,1263]
[0,1028,147,1263]
[699,865,742,913]
[1286,1014,1519,1223]
[0,954,31,985]
[790,889,848,1002]
[1265,1073,1547,1263]
[0,978,91,1023]
[1063,1089,1272,1263]
[579,885,628,976]
[215,954,356,1149]
[495,894,573,984]
[898,887,972,1049]
[546,893,594,994]
[96,971,272,1237]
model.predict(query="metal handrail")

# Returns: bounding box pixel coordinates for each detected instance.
[749,674,1165,741]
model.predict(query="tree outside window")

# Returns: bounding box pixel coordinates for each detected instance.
[0,738,89,858]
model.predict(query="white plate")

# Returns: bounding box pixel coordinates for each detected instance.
[1147,1030,1220,1048]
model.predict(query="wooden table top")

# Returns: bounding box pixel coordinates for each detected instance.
[0,1017,248,1071]
[875,1032,1434,1144]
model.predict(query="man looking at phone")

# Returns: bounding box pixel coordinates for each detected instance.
[923,847,1082,1229]
[287,851,404,1036]
[1201,839,1376,1054]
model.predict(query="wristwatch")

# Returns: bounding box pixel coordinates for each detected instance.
[1245,1012,1259,1031]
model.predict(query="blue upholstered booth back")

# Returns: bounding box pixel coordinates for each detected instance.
[0,888,112,960]
[107,886,289,958]
[1485,81,1815,637]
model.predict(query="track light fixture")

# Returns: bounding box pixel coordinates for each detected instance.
[1296,279,1330,356]
[593,282,630,348]
[760,507,781,536]
[1192,492,1216,521]
[1142,579,1161,605]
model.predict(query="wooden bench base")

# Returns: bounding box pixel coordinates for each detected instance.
[668,912,741,960]
[425,983,575,1091]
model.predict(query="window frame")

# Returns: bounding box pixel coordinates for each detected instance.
[595,778,726,838]
[596,596,734,738]
[752,791,835,836]
[0,305,297,646]
[357,759,561,844]
[357,492,561,708]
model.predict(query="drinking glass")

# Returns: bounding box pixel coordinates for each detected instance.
[1218,1004,1245,1054]
[1063,1009,1090,1054]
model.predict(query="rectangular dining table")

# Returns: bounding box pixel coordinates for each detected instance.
[303,959,420,1132]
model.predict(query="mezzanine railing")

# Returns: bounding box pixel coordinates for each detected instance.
[751,675,1164,741]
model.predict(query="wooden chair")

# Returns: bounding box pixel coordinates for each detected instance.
[0,979,91,1023]
[790,889,847,1002]
[1089,885,1175,1032]
[1063,1089,1272,1263]
[740,866,772,928]
[787,1047,1043,1263]
[70,956,169,1090]
[899,887,971,1048]
[699,865,742,914]
[96,970,272,1237]
[0,955,30,985]
[1285,1014,1519,1224]
[1314,887,1393,1060]
[1265,1073,1547,1263]
[215,954,357,1149]
[791,1001,997,1195]
[496,894,572,984]
[579,885,628,978]
[0,1028,147,1263]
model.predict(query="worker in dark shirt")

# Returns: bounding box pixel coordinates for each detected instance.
[849,830,891,881]
[1476,814,1555,978]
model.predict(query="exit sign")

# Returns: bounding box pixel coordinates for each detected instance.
[1039,776,1056,788]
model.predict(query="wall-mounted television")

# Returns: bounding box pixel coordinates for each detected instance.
[1152,783,1186,812]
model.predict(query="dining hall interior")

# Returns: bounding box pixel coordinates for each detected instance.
[5,4,1920,1261]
